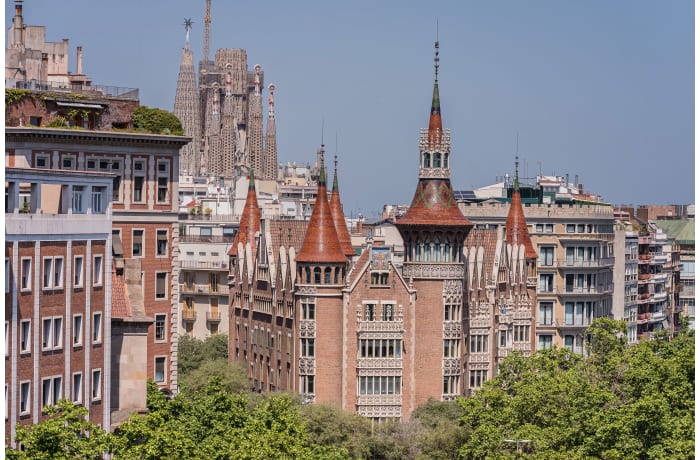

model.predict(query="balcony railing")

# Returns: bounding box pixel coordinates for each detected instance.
[557,258,615,268]
[179,260,229,270]
[357,320,403,333]
[557,284,613,295]
[182,309,197,322]
[180,235,235,244]
[180,283,229,295]
[206,311,221,322]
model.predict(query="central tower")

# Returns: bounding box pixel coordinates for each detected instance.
[395,40,473,403]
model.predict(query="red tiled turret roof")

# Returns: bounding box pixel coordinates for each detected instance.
[505,161,537,260]
[228,170,261,256]
[330,162,355,257]
[296,155,347,264]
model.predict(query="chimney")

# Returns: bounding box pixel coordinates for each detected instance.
[41,53,48,82]
[14,1,24,48]
[76,46,83,75]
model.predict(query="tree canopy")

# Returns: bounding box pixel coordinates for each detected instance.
[131,105,183,135]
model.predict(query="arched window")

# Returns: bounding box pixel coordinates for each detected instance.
[423,152,431,168]
[434,237,441,262]
[424,240,431,262]
[305,266,311,283]
[334,267,339,284]
[324,267,332,284]
[444,153,449,168]
[433,152,441,168]
[314,267,321,284]
[444,241,451,262]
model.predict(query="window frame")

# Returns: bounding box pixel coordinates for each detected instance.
[155,229,169,257]
[93,255,103,286]
[73,314,83,347]
[92,312,103,344]
[19,380,31,415]
[20,257,32,291]
[154,356,167,383]
[132,229,145,258]
[155,271,168,300]
[154,314,167,342]
[91,369,102,401]
[73,255,84,288]
[19,319,31,354]
[72,372,83,404]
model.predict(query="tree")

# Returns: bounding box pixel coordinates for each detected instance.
[178,334,229,376]
[6,400,113,459]
[179,358,249,395]
[131,106,183,135]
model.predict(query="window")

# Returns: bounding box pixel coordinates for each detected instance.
[155,314,166,341]
[371,272,389,285]
[564,335,583,354]
[21,258,31,291]
[5,258,9,293]
[4,321,8,356]
[538,335,553,350]
[132,230,144,257]
[538,302,553,326]
[470,334,488,353]
[545,224,554,233]
[62,157,75,170]
[469,370,487,389]
[301,301,315,320]
[93,255,103,286]
[53,257,64,288]
[514,325,530,342]
[42,376,62,408]
[381,303,395,321]
[359,339,401,358]
[301,375,314,395]
[72,373,83,403]
[200,227,212,237]
[443,375,458,395]
[93,313,102,344]
[209,273,218,292]
[133,161,145,202]
[539,274,554,293]
[444,301,460,321]
[43,257,53,290]
[35,154,49,168]
[91,369,102,401]
[313,267,321,284]
[155,357,166,382]
[157,177,168,203]
[155,272,167,300]
[539,246,555,266]
[301,338,315,357]
[156,230,168,257]
[359,376,402,395]
[91,187,103,213]
[443,339,459,358]
[42,317,63,350]
[364,303,376,321]
[74,256,84,287]
[20,320,30,353]
[535,224,543,233]
[72,186,84,213]
[20,381,30,415]
[566,224,575,233]
[73,315,83,347]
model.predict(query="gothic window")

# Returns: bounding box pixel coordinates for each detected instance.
[433,152,441,168]
[313,267,321,284]
[423,153,430,168]
[324,267,332,284]
[364,303,376,321]
[443,152,449,168]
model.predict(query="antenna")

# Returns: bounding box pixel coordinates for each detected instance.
[321,119,325,148]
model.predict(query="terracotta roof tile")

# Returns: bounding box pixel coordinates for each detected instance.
[330,171,355,257]
[111,270,131,318]
[396,179,473,228]
[269,220,309,254]
[229,172,261,256]
[505,190,537,260]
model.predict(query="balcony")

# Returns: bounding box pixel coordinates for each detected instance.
[180,234,235,244]
[638,254,651,265]
[182,309,197,322]
[180,283,229,295]
[357,320,403,333]
[179,260,229,271]
[357,357,402,368]
[638,236,651,245]
[356,394,402,406]
[558,284,613,295]
[557,257,614,268]
[206,311,221,322]
[557,320,592,329]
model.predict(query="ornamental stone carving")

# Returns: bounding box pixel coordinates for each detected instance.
[443,358,461,375]
[357,321,403,333]
[299,357,315,374]
[443,279,463,296]
[356,394,403,406]
[418,167,451,179]
[443,321,462,339]
[357,358,402,369]
[297,286,317,296]
[358,368,404,377]
[403,263,464,280]
[468,352,489,364]
[299,320,316,338]
[357,331,403,340]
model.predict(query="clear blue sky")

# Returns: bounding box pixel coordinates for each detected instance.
[6,1,694,217]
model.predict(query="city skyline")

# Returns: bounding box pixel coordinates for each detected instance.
[5,0,694,216]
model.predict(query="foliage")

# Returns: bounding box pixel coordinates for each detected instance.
[456,319,695,459]
[179,358,249,395]
[6,400,113,459]
[131,105,183,135]
[177,334,229,377]
[44,116,69,128]
[5,88,32,109]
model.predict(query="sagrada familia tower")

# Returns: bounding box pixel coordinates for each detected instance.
[174,0,277,180]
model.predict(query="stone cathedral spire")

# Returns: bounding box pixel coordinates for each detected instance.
[264,83,278,180]
[248,64,264,177]
[174,18,202,176]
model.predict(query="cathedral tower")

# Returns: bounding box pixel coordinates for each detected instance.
[248,65,264,177]
[174,19,202,176]
[395,40,473,403]
[263,83,278,180]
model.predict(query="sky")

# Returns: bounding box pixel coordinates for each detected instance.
[5,1,694,218]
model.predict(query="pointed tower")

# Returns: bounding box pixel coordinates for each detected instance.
[329,156,356,258]
[264,83,278,180]
[228,169,261,258]
[248,64,265,177]
[505,157,537,261]
[295,148,346,406]
[174,19,202,176]
[394,39,473,404]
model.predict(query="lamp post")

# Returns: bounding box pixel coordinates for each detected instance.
[504,439,531,454]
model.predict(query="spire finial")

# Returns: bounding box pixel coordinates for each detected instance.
[333,134,339,191]
[514,133,520,192]
[434,20,440,83]
[183,18,193,46]
[319,144,326,186]
[249,168,256,190]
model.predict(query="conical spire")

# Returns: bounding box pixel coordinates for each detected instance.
[428,39,442,149]
[296,147,347,264]
[174,19,201,176]
[505,156,537,260]
[329,155,356,257]
[228,169,261,256]
[264,83,278,180]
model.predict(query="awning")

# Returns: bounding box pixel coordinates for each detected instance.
[55,101,104,109]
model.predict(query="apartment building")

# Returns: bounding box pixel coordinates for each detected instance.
[5,167,113,445]
[6,128,189,399]
[612,211,639,343]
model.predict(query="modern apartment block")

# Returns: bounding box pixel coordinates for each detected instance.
[6,128,189,402]
[5,167,113,445]
[460,200,616,351]
[612,211,639,343]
